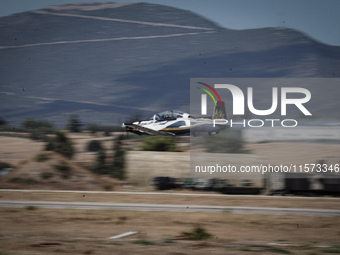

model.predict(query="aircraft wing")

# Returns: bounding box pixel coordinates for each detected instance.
[124,124,175,136]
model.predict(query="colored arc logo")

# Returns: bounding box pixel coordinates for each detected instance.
[196,82,223,106]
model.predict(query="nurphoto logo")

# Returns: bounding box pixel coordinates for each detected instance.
[197,81,312,128]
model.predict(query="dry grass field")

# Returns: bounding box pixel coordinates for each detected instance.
[0,134,121,191]
[0,136,44,166]
[0,207,340,255]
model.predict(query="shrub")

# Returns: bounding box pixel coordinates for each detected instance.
[104,130,111,136]
[25,178,38,185]
[54,161,72,179]
[29,130,48,141]
[131,240,155,245]
[35,153,51,162]
[87,140,103,152]
[40,172,54,180]
[91,150,107,174]
[21,119,54,130]
[66,115,82,133]
[103,185,113,191]
[45,131,74,159]
[108,135,126,180]
[9,177,22,183]
[20,119,55,141]
[265,247,292,254]
[0,161,12,170]
[25,206,38,211]
[319,247,340,254]
[180,226,212,240]
[163,237,176,243]
[9,177,38,185]
[141,136,177,152]
[110,149,125,179]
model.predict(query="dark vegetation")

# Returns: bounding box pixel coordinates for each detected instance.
[67,115,82,133]
[180,226,212,240]
[0,115,128,181]
[111,135,126,180]
[35,153,51,162]
[0,116,123,141]
[91,135,126,180]
[40,172,54,180]
[0,162,12,170]
[87,140,103,152]
[9,177,38,185]
[91,150,107,175]
[21,119,54,130]
[53,161,72,179]
[45,131,75,159]
[131,240,155,246]
[141,136,178,152]
[0,118,55,141]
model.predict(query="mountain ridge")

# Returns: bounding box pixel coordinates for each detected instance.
[0,2,339,126]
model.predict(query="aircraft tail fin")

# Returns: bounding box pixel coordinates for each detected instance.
[213,101,227,120]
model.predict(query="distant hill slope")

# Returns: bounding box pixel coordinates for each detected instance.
[0,151,116,191]
[0,2,339,126]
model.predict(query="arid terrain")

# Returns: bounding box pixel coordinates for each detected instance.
[0,133,340,254]
[0,205,340,255]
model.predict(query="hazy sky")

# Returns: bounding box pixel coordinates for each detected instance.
[1,0,339,46]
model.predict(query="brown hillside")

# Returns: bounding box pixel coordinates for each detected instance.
[0,151,117,191]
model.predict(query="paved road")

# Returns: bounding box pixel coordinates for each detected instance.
[1,200,339,216]
[1,189,340,200]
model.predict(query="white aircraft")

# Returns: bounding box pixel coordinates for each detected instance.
[122,101,228,136]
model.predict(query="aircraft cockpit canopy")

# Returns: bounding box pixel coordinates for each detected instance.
[151,110,185,121]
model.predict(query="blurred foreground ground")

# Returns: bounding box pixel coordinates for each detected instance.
[0,204,339,255]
